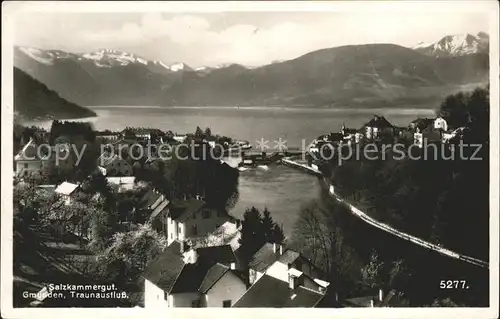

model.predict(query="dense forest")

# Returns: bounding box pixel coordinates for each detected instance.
[324,86,489,260]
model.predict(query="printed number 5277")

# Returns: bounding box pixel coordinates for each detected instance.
[439,280,468,289]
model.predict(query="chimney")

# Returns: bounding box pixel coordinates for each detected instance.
[289,275,297,290]
[379,288,383,302]
[279,245,283,255]
[370,299,374,307]
[273,243,277,253]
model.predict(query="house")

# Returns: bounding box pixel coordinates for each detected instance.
[142,242,247,308]
[413,126,442,148]
[163,199,232,245]
[433,117,448,131]
[362,115,394,140]
[232,273,325,307]
[106,176,145,193]
[95,131,120,141]
[409,118,434,131]
[340,124,361,145]
[342,289,409,307]
[172,134,187,143]
[442,127,466,144]
[97,152,132,176]
[191,220,243,251]
[14,138,50,178]
[54,181,80,205]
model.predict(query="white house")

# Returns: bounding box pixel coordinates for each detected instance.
[433,117,448,131]
[142,242,247,308]
[164,199,232,246]
[14,139,50,178]
[54,182,80,205]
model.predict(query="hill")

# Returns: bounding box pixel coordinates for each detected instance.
[14,67,97,120]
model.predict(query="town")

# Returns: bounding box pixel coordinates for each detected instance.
[13,82,489,308]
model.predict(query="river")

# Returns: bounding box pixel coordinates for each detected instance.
[22,106,436,237]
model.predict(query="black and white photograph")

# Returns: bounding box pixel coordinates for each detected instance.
[1,1,499,317]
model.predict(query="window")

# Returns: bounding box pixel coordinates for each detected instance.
[177,225,182,234]
[222,300,231,308]
[24,163,28,168]
[202,210,211,219]
[191,225,198,236]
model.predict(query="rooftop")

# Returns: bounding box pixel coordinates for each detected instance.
[232,274,324,307]
[363,115,394,129]
[142,243,240,295]
[169,199,206,222]
[54,182,79,196]
[248,243,282,273]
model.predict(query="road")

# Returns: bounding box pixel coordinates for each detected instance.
[281,157,489,269]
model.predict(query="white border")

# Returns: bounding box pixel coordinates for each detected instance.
[1,1,499,318]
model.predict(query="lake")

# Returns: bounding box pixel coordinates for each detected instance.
[22,106,436,237]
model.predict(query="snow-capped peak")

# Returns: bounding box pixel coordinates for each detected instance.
[82,49,148,66]
[18,46,54,65]
[168,62,190,72]
[413,32,489,57]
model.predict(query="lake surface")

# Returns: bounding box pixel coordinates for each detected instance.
[23,106,435,237]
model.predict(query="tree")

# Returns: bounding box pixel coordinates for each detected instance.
[437,92,469,128]
[238,207,264,262]
[195,126,204,139]
[360,250,385,290]
[204,127,212,138]
[99,224,168,282]
[262,207,285,244]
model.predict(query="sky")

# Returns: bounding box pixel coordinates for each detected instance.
[13,10,490,68]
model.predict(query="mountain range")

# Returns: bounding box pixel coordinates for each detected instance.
[14,33,489,110]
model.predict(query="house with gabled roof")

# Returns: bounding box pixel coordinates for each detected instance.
[247,243,325,286]
[234,242,330,308]
[14,138,51,178]
[97,152,132,176]
[164,198,232,246]
[362,115,394,140]
[142,242,247,308]
[54,181,81,205]
[232,273,326,308]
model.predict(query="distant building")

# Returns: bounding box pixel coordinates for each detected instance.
[413,126,442,148]
[433,117,448,131]
[97,152,132,176]
[409,118,434,131]
[95,131,120,141]
[142,242,247,308]
[362,115,394,140]
[106,176,145,193]
[54,181,80,205]
[14,139,50,178]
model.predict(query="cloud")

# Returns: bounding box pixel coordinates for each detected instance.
[13,11,490,67]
